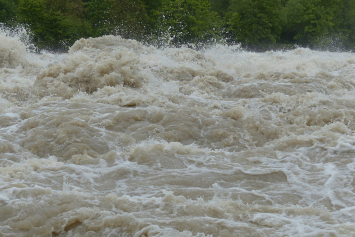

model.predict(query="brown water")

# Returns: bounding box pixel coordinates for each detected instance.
[1,32,355,237]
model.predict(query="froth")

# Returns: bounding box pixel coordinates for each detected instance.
[2,33,355,236]
[35,36,145,98]
[0,34,27,68]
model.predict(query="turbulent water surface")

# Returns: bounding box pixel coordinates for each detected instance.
[1,31,355,237]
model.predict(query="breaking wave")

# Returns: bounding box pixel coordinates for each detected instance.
[1,31,355,236]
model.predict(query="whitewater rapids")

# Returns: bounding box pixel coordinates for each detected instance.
[1,32,355,237]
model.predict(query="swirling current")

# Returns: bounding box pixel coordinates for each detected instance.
[1,32,355,236]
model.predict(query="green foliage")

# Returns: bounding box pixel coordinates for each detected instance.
[282,0,339,45]
[86,0,149,40]
[5,0,355,51]
[19,0,60,48]
[141,0,163,33]
[0,0,18,24]
[336,0,355,48]
[85,0,111,36]
[143,0,162,15]
[18,0,91,50]
[209,0,230,17]
[226,0,283,46]
[160,0,222,46]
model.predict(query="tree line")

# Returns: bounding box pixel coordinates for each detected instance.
[1,0,355,51]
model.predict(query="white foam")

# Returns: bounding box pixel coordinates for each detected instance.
[1,33,355,236]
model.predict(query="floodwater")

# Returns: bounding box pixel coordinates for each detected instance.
[1,32,355,237]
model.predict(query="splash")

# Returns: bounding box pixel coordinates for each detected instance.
[1,33,355,236]
[0,29,27,68]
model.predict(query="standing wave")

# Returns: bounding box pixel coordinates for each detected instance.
[1,33,355,236]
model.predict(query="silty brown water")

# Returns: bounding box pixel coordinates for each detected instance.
[1,32,355,236]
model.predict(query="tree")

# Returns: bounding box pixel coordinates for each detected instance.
[141,0,163,34]
[0,0,18,24]
[160,0,222,46]
[281,0,339,45]
[10,0,355,51]
[142,0,162,15]
[85,0,149,40]
[332,0,355,48]
[44,0,91,42]
[343,0,355,47]
[225,0,283,46]
[18,0,91,50]
[209,0,230,17]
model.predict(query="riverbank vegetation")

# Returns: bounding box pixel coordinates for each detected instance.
[1,0,355,51]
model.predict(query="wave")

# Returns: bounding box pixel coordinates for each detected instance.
[1,30,355,236]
